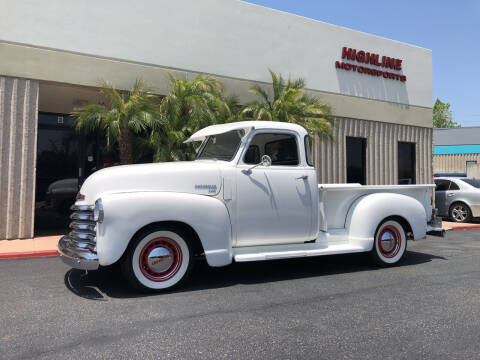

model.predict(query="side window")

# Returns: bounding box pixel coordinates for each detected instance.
[244,145,260,164]
[265,137,298,165]
[449,181,460,190]
[435,179,450,191]
[304,135,313,166]
[243,133,299,166]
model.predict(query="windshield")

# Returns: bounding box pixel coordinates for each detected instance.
[196,130,244,161]
[460,178,480,189]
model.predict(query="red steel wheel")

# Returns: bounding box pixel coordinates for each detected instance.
[139,237,183,282]
[376,225,402,259]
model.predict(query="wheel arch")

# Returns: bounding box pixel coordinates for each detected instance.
[346,192,426,250]
[96,192,233,268]
[374,215,413,240]
[449,200,471,210]
[128,221,205,256]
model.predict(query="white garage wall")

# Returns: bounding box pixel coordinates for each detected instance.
[0,0,432,108]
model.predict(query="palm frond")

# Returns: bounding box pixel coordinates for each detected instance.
[73,77,162,164]
[246,70,333,139]
[249,85,271,107]
[73,104,105,133]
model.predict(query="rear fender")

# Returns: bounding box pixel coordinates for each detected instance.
[345,193,427,249]
[96,192,232,267]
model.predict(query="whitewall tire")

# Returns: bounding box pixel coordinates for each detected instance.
[371,220,407,266]
[122,228,193,291]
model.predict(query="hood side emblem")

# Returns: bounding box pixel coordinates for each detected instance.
[195,184,217,194]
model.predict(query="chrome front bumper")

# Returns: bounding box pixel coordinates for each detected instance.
[58,205,99,270]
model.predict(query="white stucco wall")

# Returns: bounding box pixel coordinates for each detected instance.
[0,0,432,108]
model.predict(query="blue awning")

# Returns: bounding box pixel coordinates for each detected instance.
[434,145,480,155]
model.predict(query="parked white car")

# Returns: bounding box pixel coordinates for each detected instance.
[59,121,442,291]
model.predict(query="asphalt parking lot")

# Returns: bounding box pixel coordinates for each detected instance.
[1,230,479,360]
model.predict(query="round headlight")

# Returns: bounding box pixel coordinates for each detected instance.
[94,198,104,223]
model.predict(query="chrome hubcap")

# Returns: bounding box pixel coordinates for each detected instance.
[452,206,467,222]
[380,232,395,253]
[147,246,174,273]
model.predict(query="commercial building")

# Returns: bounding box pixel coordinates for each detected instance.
[0,0,433,239]
[433,127,480,175]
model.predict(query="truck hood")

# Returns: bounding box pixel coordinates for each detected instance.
[78,161,224,204]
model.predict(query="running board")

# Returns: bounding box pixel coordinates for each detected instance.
[233,243,366,262]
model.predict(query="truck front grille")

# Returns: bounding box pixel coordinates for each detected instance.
[68,205,97,253]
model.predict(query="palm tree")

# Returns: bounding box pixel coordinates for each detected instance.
[242,70,333,138]
[149,74,237,162]
[74,78,161,164]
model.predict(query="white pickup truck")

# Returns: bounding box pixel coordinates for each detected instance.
[59,121,442,291]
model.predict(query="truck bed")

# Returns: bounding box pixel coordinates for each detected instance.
[318,183,435,231]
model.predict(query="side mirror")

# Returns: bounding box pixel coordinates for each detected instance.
[261,155,272,167]
[242,155,272,174]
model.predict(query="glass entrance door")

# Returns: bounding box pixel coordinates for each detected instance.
[35,112,100,234]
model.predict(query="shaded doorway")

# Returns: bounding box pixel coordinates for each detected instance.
[34,112,101,235]
[346,136,366,185]
[398,142,416,184]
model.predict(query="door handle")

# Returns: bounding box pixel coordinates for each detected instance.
[296,175,308,180]
[447,193,455,197]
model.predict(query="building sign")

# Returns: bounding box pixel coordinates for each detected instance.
[335,47,407,82]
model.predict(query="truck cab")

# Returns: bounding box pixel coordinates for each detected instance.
[192,122,318,247]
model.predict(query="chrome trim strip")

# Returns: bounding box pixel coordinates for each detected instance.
[70,204,94,211]
[69,230,96,241]
[70,212,95,221]
[69,221,96,232]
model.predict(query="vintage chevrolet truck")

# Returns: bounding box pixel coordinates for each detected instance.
[59,121,442,291]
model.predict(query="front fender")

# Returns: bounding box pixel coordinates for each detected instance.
[346,193,427,249]
[96,192,232,267]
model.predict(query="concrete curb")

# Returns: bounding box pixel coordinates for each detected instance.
[0,250,58,260]
[446,225,480,231]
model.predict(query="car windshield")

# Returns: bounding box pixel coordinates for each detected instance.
[196,130,244,161]
[460,178,480,189]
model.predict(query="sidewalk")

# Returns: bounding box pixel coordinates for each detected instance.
[0,235,61,259]
[1,221,480,260]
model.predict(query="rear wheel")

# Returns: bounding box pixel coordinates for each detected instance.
[121,226,194,291]
[449,202,472,223]
[370,219,407,266]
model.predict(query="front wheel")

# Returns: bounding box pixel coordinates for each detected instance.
[121,227,194,291]
[449,203,472,223]
[370,219,407,266]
